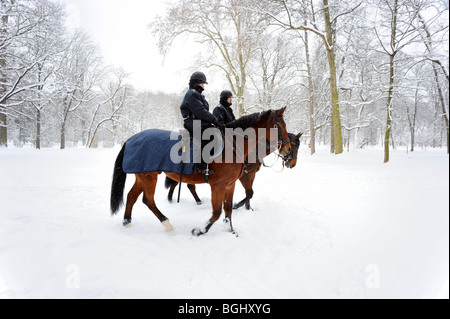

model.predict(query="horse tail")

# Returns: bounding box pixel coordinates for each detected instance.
[110,143,127,215]
[165,176,178,190]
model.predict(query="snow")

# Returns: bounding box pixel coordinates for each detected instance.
[0,146,448,299]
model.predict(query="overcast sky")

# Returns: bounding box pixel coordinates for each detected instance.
[57,0,208,94]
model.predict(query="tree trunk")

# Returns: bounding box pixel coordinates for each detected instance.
[35,63,43,150]
[237,85,245,117]
[0,0,8,147]
[323,0,343,155]
[330,115,335,153]
[60,107,69,150]
[408,87,419,152]
[226,73,245,117]
[384,0,398,164]
[0,111,6,147]
[304,29,316,155]
[60,121,66,150]
[236,19,246,117]
[36,108,41,149]
[385,54,395,163]
[433,65,449,154]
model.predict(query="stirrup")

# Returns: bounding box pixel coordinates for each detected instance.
[204,164,214,183]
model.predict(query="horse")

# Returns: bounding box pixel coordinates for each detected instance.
[110,107,291,236]
[165,132,303,210]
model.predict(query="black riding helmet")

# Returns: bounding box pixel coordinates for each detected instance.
[190,71,208,84]
[220,90,234,99]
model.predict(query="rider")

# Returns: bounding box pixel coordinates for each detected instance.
[181,71,220,132]
[213,90,236,125]
[180,71,221,176]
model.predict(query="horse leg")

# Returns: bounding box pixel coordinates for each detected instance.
[123,177,143,226]
[165,176,178,203]
[187,184,202,205]
[223,182,238,236]
[192,185,225,236]
[167,183,177,203]
[233,171,256,211]
[166,176,201,205]
[141,172,174,232]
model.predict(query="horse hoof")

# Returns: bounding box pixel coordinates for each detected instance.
[196,201,203,206]
[162,220,174,232]
[123,219,132,227]
[192,228,204,237]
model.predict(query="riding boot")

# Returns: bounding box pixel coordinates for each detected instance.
[194,161,214,183]
[194,162,207,174]
[204,163,213,183]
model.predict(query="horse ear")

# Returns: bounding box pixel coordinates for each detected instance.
[277,106,287,116]
[296,132,303,140]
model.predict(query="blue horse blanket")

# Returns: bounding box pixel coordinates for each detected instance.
[123,129,194,175]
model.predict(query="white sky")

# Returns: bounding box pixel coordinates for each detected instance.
[57,0,206,94]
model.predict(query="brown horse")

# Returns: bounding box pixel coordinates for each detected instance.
[165,132,303,210]
[110,107,291,236]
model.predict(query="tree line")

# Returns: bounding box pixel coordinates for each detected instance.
[1,0,182,149]
[1,0,448,163]
[151,0,449,161]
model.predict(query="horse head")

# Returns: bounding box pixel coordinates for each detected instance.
[283,132,303,169]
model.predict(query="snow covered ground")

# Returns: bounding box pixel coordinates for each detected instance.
[0,146,448,299]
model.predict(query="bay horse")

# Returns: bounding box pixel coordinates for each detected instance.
[165,132,303,209]
[110,107,291,236]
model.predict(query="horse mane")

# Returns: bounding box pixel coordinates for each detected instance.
[225,110,272,130]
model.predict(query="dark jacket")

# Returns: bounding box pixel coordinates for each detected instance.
[180,86,219,132]
[213,102,236,125]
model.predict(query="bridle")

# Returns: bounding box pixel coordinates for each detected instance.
[282,139,299,163]
[263,134,300,170]
[223,110,288,173]
[270,111,290,152]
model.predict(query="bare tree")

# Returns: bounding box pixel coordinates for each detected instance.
[374,0,424,162]
[27,1,66,149]
[0,0,60,147]
[86,69,131,148]
[416,8,449,153]
[304,4,316,155]
[263,0,363,154]
[150,0,268,116]
[248,32,300,112]
[51,31,103,149]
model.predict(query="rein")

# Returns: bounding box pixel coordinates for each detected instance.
[264,137,300,170]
